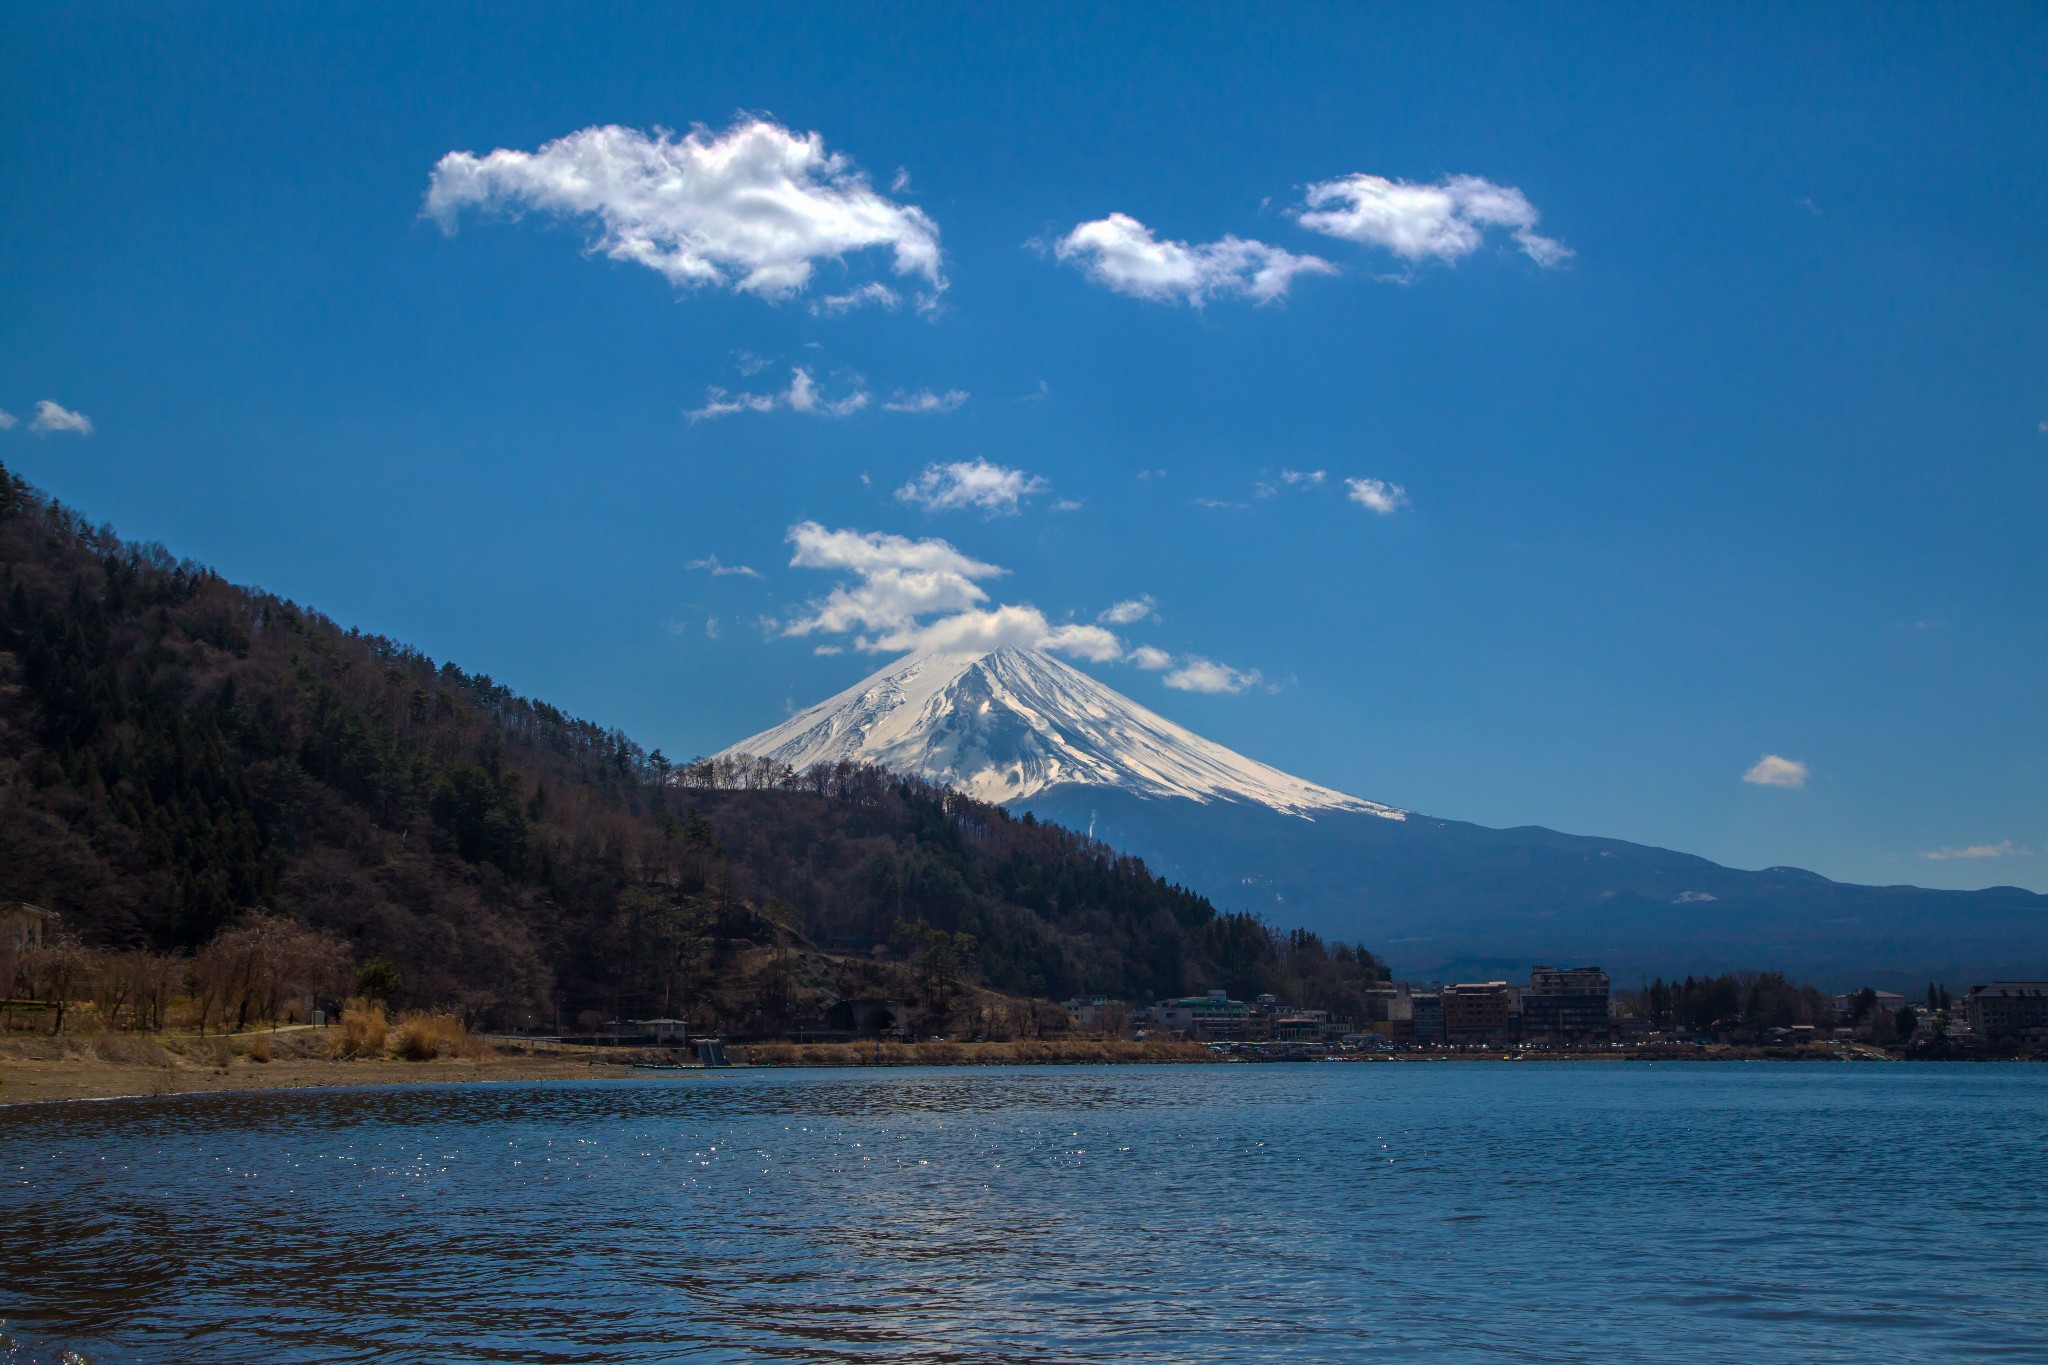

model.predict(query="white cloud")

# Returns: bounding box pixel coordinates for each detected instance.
[1742,754,1809,789]
[848,605,1117,660]
[1345,477,1408,514]
[782,522,1005,641]
[1192,497,1248,509]
[1129,645,1174,670]
[1053,212,1335,306]
[426,119,944,303]
[705,616,722,639]
[0,410,15,430]
[882,388,969,414]
[689,366,868,422]
[778,522,1135,663]
[1051,498,1084,512]
[1922,841,2029,861]
[1261,468,1327,498]
[785,369,868,417]
[1298,173,1570,269]
[29,401,93,436]
[1098,596,1156,625]
[896,459,1048,515]
[686,554,761,578]
[1163,656,1263,694]
[813,282,901,316]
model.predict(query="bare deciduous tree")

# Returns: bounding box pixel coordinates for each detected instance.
[191,911,350,1032]
[21,933,91,1033]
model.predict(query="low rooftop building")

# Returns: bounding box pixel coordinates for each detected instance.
[1965,982,2048,1040]
[1443,981,1515,1045]
[1523,965,1611,1045]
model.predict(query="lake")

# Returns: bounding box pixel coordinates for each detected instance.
[4,1063,2046,1363]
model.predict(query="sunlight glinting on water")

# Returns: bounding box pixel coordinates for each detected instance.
[5,1064,2047,1364]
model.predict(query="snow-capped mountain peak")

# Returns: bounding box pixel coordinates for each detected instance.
[718,644,1403,818]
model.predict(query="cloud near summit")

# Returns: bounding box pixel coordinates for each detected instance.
[426,119,943,304]
[778,522,1117,659]
[775,522,1267,686]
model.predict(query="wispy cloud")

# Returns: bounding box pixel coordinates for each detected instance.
[882,388,969,414]
[1345,477,1408,514]
[28,401,93,436]
[0,409,15,431]
[686,554,762,579]
[1258,468,1327,498]
[1129,645,1174,670]
[426,118,944,305]
[896,459,1048,514]
[688,367,868,422]
[1163,656,1263,694]
[1921,841,2030,861]
[812,282,902,316]
[1098,596,1156,626]
[1742,754,1809,789]
[1052,212,1334,306]
[1298,173,1570,269]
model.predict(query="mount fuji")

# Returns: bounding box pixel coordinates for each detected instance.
[724,644,1400,816]
[723,647,2047,989]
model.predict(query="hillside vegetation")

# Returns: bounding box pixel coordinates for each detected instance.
[0,463,1386,1030]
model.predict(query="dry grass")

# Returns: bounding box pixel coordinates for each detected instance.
[243,1034,272,1063]
[0,1032,175,1067]
[746,1038,1217,1067]
[329,998,389,1059]
[389,1011,486,1061]
[90,1032,174,1068]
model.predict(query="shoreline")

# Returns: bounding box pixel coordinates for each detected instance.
[0,1051,659,1109]
[10,1035,2035,1107]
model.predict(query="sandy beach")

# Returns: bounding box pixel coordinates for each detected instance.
[0,1027,667,1108]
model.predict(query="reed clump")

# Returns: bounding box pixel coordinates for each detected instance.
[329,998,389,1059]
[244,1034,272,1063]
[389,1011,484,1061]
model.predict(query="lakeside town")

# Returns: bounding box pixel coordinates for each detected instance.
[6,900,2045,1077]
[1071,969,2048,1060]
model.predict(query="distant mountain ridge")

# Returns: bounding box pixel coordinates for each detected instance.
[728,645,2048,989]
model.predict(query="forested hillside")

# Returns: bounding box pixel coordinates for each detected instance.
[0,463,1387,1027]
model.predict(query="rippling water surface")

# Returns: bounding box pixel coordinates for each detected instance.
[4,1063,2047,1363]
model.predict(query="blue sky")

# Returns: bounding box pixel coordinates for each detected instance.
[3,1,2044,890]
